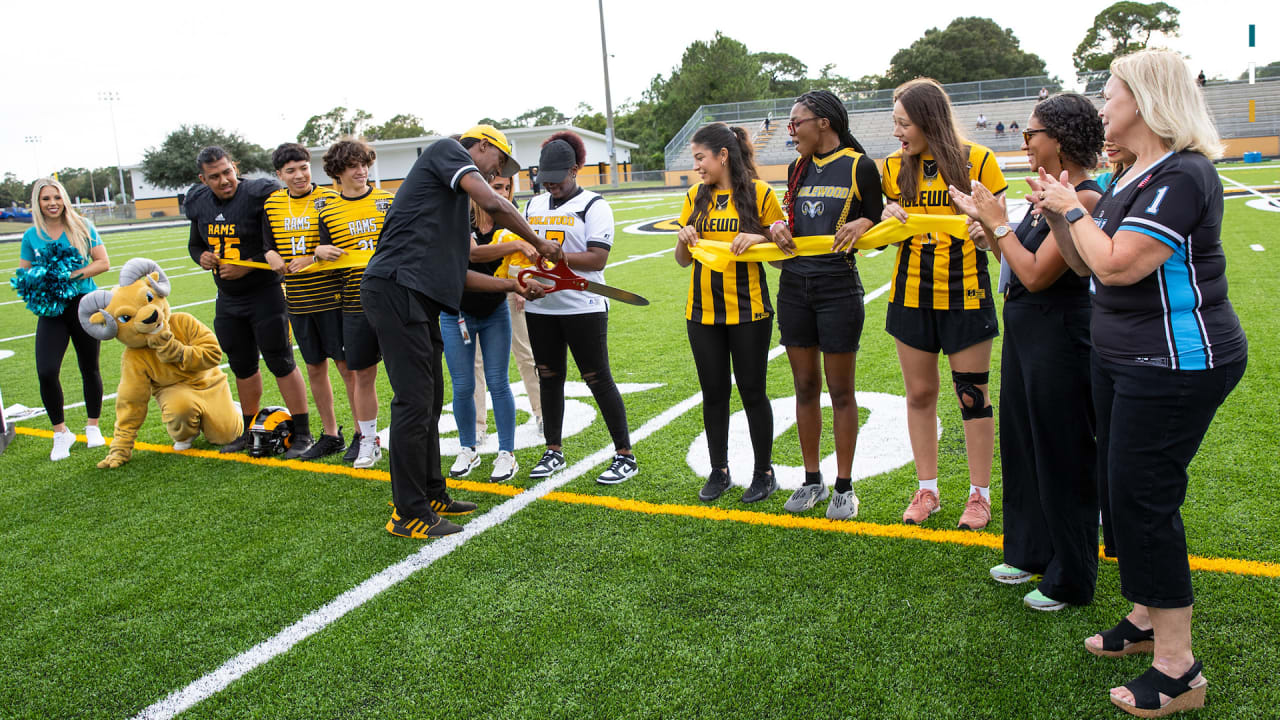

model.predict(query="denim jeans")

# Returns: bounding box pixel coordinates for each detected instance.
[440,302,515,450]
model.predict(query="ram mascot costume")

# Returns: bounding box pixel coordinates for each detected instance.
[78,258,242,468]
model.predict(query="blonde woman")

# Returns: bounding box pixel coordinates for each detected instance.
[1031,49,1245,717]
[19,178,110,460]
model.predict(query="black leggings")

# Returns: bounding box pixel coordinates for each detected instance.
[687,318,773,472]
[526,311,631,450]
[35,295,103,426]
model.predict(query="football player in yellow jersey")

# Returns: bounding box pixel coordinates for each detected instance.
[881,78,1006,531]
[263,143,349,460]
[675,122,781,504]
[316,139,390,468]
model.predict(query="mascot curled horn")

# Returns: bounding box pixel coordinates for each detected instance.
[79,258,243,468]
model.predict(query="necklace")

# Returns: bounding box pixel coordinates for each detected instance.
[287,187,312,219]
[922,159,939,180]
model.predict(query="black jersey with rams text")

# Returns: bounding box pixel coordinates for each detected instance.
[185,177,280,296]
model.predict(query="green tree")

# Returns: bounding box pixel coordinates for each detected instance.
[1074,1,1180,73]
[755,52,810,98]
[652,33,769,148]
[514,106,569,127]
[885,17,1049,85]
[141,125,271,191]
[297,106,374,145]
[1240,60,1280,80]
[0,172,30,208]
[571,103,608,134]
[365,114,429,140]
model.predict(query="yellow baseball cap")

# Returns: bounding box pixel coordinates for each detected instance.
[461,125,521,178]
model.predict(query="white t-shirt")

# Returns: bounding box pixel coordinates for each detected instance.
[523,188,615,315]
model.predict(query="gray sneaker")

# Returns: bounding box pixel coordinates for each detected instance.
[825,489,860,520]
[783,483,830,513]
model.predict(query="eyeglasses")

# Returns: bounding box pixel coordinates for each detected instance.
[787,117,819,134]
[1022,128,1051,144]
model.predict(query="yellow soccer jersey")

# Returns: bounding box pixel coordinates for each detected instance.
[881,144,1007,310]
[263,184,343,314]
[318,187,394,314]
[678,179,783,325]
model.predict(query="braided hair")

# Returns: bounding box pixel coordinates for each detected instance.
[686,123,765,236]
[784,90,868,231]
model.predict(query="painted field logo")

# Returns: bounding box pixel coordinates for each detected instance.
[629,218,682,234]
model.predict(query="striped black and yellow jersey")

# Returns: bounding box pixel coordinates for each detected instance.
[263,184,343,314]
[678,179,784,325]
[881,144,1006,310]
[318,187,394,314]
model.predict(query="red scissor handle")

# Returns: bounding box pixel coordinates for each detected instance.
[517,256,587,293]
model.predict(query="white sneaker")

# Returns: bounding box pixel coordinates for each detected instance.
[84,425,105,448]
[173,439,194,451]
[50,430,76,461]
[450,446,481,477]
[826,489,860,520]
[354,436,382,469]
[489,450,518,483]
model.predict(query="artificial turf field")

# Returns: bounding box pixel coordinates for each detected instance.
[1,165,1278,719]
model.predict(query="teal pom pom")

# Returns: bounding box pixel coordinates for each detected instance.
[9,243,87,317]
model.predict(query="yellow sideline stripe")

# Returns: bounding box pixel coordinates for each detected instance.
[14,427,1278,579]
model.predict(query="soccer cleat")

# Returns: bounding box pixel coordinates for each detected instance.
[173,438,194,451]
[343,432,362,463]
[529,449,566,479]
[84,425,105,448]
[902,489,940,525]
[1023,588,1066,611]
[741,468,778,503]
[50,430,76,461]
[220,432,251,454]
[825,489,859,520]
[489,450,518,483]
[282,434,314,460]
[429,493,477,516]
[784,483,831,513]
[698,467,731,502]
[990,564,1033,584]
[386,509,462,538]
[353,436,382,469]
[450,446,481,477]
[958,492,992,530]
[299,429,345,460]
[596,453,639,485]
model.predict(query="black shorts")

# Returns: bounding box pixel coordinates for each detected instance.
[777,270,865,353]
[289,309,345,366]
[343,312,381,371]
[885,302,998,355]
[214,284,297,379]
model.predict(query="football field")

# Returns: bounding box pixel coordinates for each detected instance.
[1,169,1278,719]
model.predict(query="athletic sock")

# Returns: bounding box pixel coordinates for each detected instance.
[971,484,990,501]
[919,478,939,495]
[294,412,311,438]
[242,414,253,435]
[804,470,822,486]
[358,419,377,439]
[835,477,853,493]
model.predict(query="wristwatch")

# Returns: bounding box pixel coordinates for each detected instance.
[992,224,1013,241]
[1065,207,1087,224]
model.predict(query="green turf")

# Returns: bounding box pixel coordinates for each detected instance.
[0,182,1277,719]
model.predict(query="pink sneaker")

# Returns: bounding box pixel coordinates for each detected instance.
[958,492,991,530]
[902,489,940,525]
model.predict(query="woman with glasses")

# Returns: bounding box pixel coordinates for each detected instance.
[881,78,1007,531]
[950,93,1106,612]
[768,91,882,519]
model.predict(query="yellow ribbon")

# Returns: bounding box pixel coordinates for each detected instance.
[687,215,970,273]
[220,250,375,274]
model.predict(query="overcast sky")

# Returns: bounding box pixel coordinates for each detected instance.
[2,0,1274,182]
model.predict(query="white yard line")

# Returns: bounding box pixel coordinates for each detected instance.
[1251,244,1266,252]
[1217,173,1280,209]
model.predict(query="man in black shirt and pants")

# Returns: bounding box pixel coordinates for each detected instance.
[363,126,562,538]
[186,146,313,457]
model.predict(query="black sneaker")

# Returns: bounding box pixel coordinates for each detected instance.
[698,467,731,502]
[219,432,250,454]
[596,453,639,485]
[343,432,362,463]
[386,509,462,538]
[529,449,566,479]
[299,428,345,460]
[282,434,314,460]
[741,468,778,504]
[429,493,478,516]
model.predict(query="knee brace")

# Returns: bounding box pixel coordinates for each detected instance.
[952,370,993,420]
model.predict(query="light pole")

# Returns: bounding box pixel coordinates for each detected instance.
[99,91,127,204]
[24,135,41,180]
[598,0,619,187]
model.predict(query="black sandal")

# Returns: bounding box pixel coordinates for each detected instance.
[1086,617,1155,657]
[1111,660,1207,718]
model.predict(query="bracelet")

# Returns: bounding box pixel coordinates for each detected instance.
[771,220,787,230]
